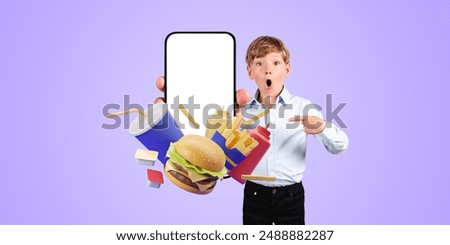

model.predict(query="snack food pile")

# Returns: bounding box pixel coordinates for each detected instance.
[110,105,273,194]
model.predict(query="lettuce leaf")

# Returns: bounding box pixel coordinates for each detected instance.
[166,143,227,179]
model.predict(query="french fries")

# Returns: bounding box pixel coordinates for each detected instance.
[241,109,269,126]
[179,104,200,129]
[205,108,230,138]
[215,115,259,156]
[241,174,276,181]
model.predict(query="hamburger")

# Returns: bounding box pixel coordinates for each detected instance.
[165,134,227,194]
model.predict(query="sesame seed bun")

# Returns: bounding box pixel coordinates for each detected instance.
[175,134,226,172]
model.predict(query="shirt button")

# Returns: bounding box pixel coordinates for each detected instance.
[272,189,277,194]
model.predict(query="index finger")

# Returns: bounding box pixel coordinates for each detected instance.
[288,115,305,122]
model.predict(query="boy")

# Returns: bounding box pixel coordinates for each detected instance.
[240,36,348,225]
[154,36,349,225]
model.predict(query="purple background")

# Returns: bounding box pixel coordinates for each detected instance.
[1,0,449,224]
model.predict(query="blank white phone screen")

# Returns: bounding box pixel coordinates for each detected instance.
[165,32,235,136]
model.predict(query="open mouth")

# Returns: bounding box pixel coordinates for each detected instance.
[266,79,272,87]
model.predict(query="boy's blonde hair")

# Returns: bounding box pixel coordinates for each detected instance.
[245,36,290,66]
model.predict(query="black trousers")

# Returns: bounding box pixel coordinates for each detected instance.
[243,181,305,225]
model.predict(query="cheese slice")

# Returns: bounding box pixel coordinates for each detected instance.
[186,167,210,183]
[195,180,215,192]
[166,161,206,183]
[166,161,215,192]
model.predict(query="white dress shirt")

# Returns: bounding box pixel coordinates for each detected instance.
[241,86,349,187]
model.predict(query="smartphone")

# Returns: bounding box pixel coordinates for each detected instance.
[165,32,236,136]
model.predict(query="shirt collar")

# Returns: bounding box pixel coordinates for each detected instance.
[249,86,293,107]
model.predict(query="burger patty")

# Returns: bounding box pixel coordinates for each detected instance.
[169,162,218,190]
[168,170,217,190]
[172,161,218,181]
